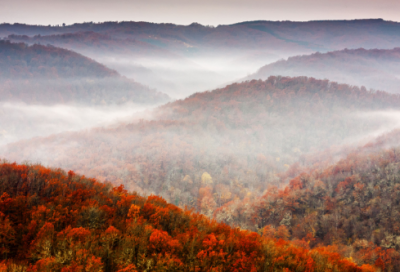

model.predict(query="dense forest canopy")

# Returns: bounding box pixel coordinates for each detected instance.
[0,161,373,271]
[210,132,400,271]
[4,76,400,220]
[2,17,400,272]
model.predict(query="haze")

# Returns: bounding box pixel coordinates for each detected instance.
[0,102,157,146]
[3,1,400,270]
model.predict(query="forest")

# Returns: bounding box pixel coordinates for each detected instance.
[0,40,170,147]
[0,40,118,79]
[1,18,400,272]
[4,19,400,98]
[4,76,400,215]
[0,161,373,271]
[0,41,169,105]
[213,132,400,271]
[2,19,400,53]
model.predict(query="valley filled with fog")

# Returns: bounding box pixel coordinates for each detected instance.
[0,102,159,146]
[2,21,400,192]
[2,19,400,271]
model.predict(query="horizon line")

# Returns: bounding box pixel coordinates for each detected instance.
[1,18,399,28]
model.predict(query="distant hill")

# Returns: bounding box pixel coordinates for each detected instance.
[5,31,229,98]
[0,161,368,271]
[6,31,180,61]
[0,41,169,105]
[3,76,400,215]
[2,19,400,53]
[4,19,400,98]
[0,40,118,79]
[246,48,400,93]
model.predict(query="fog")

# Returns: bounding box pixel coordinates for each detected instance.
[86,50,285,98]
[355,111,400,139]
[97,57,227,98]
[3,21,400,221]
[5,15,400,271]
[246,48,400,94]
[4,77,400,208]
[0,102,157,146]
[3,32,292,98]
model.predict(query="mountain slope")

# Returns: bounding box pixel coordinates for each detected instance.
[0,41,169,105]
[0,40,118,79]
[247,48,400,93]
[5,31,230,98]
[213,136,400,271]
[3,19,400,53]
[0,162,369,271]
[3,76,400,214]
[4,19,400,98]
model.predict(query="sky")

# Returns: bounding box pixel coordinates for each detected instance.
[0,0,399,26]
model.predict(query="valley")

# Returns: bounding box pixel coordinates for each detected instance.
[1,18,400,271]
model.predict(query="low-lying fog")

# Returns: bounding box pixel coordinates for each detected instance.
[320,110,400,151]
[355,110,400,139]
[94,52,283,98]
[0,102,157,146]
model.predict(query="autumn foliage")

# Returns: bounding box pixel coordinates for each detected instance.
[0,161,372,271]
[3,18,400,272]
[5,76,400,213]
[214,141,400,271]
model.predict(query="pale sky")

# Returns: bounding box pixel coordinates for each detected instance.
[0,0,399,26]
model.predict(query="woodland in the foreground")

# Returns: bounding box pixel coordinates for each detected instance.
[0,162,375,271]
[3,19,400,272]
[5,76,400,271]
[216,138,400,271]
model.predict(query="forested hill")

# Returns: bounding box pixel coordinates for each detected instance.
[246,48,400,93]
[4,19,400,99]
[0,40,118,79]
[0,161,371,271]
[5,31,179,60]
[2,19,400,53]
[0,41,169,105]
[213,134,400,271]
[3,76,400,216]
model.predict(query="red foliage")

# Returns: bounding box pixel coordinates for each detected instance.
[0,162,369,271]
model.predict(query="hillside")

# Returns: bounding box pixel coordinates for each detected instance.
[5,31,230,98]
[0,161,370,271]
[247,48,400,93]
[6,31,180,61]
[212,134,400,271]
[3,76,400,216]
[4,19,400,98]
[0,41,169,105]
[3,19,400,53]
[0,40,118,79]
